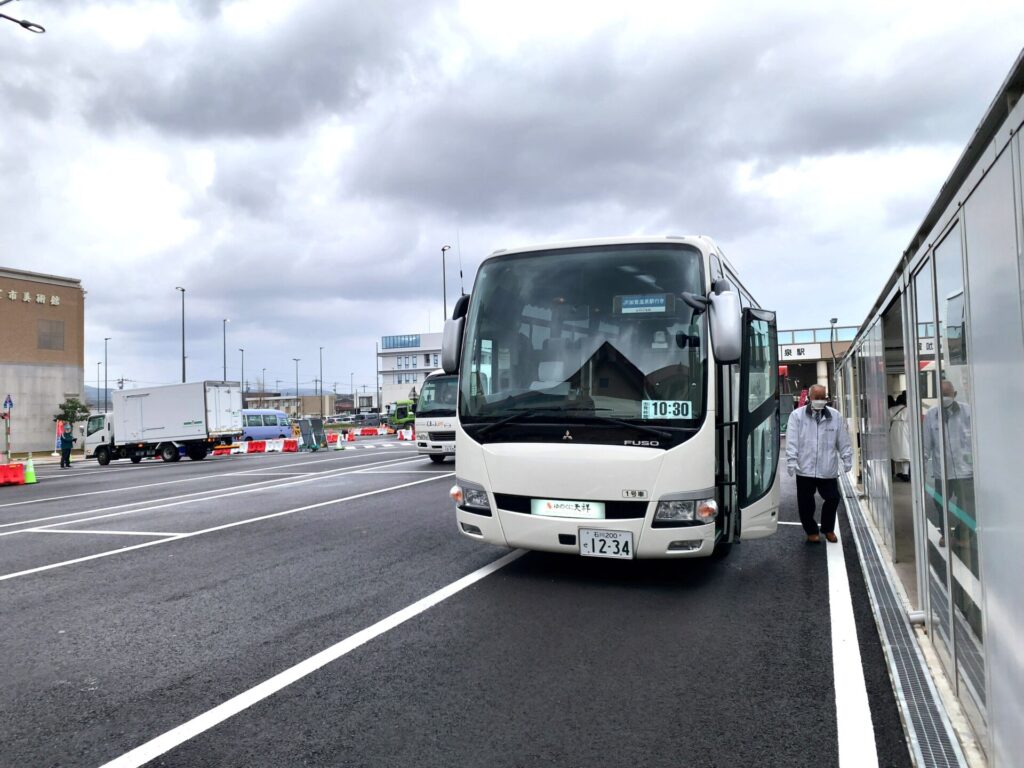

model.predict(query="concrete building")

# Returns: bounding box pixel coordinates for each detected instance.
[377,332,441,411]
[837,52,1024,766]
[0,268,85,454]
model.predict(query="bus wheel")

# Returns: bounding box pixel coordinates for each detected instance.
[160,444,178,462]
[96,447,111,466]
[429,454,446,464]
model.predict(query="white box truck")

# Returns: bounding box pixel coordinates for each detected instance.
[83,382,243,465]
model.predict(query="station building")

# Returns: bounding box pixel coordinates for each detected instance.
[0,268,85,454]
[837,51,1024,766]
[377,332,442,409]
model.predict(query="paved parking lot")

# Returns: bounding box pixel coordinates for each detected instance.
[0,439,912,767]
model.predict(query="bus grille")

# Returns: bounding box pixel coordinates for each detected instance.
[428,431,456,442]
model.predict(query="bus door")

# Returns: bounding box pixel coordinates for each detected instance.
[737,308,781,538]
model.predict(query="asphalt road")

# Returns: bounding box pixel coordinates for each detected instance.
[0,441,912,767]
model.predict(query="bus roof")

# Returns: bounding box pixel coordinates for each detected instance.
[485,235,720,261]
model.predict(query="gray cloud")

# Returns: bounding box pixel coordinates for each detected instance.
[83,0,450,138]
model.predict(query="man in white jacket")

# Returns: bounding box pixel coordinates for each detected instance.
[786,384,854,543]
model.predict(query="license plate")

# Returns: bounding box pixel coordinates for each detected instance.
[579,528,634,559]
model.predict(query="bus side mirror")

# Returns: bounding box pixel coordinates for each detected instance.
[442,318,463,374]
[442,293,471,374]
[708,285,742,364]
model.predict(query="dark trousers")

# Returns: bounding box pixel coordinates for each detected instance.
[60,447,72,467]
[795,475,841,535]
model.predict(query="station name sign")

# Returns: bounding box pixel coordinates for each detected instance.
[779,343,822,359]
[3,289,61,306]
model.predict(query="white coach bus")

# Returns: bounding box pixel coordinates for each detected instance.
[415,369,458,463]
[443,236,780,559]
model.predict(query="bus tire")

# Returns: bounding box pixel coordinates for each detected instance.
[160,444,178,462]
[429,454,446,464]
[96,447,111,466]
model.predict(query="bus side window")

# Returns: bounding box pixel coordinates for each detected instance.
[709,255,724,285]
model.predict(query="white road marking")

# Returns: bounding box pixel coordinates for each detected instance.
[0,472,454,582]
[0,456,421,535]
[827,524,879,768]
[0,452,389,511]
[98,548,524,768]
[24,529,183,537]
[776,521,804,526]
[355,470,452,474]
[222,471,314,476]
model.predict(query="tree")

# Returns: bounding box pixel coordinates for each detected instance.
[54,397,90,424]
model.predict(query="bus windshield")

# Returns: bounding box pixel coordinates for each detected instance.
[417,375,458,417]
[459,242,707,439]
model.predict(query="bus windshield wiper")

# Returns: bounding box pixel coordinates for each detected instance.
[472,408,544,436]
[570,411,673,440]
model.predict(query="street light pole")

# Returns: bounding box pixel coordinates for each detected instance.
[175,287,186,382]
[441,245,451,320]
[222,318,230,381]
[350,372,354,413]
[96,362,101,410]
[103,337,110,413]
[239,348,245,396]
[293,358,301,417]
[261,367,266,407]
[319,346,324,418]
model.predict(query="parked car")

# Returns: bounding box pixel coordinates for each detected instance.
[350,413,381,427]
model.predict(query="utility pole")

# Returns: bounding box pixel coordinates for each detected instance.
[103,336,110,413]
[175,287,186,382]
[293,358,300,417]
[319,346,324,418]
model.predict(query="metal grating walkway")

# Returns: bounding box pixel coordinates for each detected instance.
[840,476,968,768]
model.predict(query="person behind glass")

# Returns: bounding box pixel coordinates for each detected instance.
[923,380,973,549]
[889,391,911,481]
[59,423,76,469]
[785,384,853,543]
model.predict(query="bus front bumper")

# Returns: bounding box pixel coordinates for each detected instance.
[455,507,717,559]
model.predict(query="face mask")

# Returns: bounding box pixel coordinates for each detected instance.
[810,400,827,411]
[942,396,956,408]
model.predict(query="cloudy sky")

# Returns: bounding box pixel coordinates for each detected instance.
[1,0,1022,398]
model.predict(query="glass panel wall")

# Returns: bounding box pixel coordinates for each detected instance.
[858,318,893,550]
[913,258,953,668]
[932,223,985,710]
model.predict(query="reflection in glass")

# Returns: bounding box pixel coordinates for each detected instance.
[932,224,985,708]
[913,261,953,665]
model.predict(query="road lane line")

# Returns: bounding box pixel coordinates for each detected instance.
[0,473,454,582]
[98,548,525,768]
[776,521,803,526]
[0,456,422,534]
[0,452,393,511]
[24,529,183,537]
[827,524,879,768]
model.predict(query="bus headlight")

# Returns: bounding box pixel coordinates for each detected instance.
[452,479,491,515]
[654,498,718,523]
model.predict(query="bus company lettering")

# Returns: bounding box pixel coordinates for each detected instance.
[547,500,596,514]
